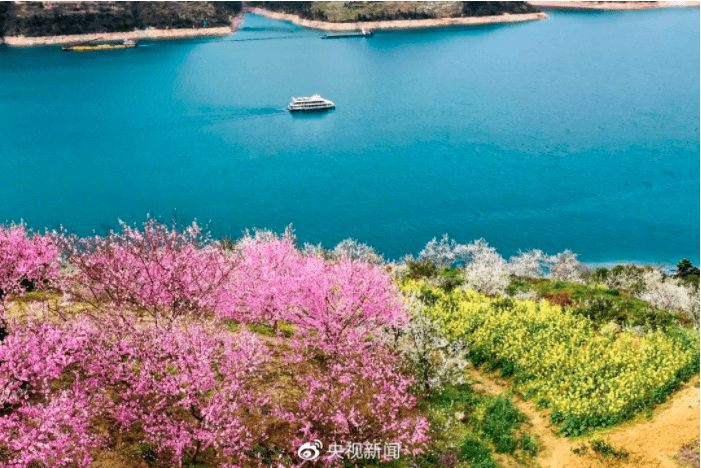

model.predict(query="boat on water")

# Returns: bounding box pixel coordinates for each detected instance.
[288,95,335,112]
[62,39,137,51]
[320,29,373,39]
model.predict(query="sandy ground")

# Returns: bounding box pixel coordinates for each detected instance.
[2,25,235,47]
[530,1,700,10]
[247,8,548,31]
[466,367,700,468]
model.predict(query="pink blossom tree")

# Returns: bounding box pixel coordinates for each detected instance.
[0,317,276,468]
[223,237,429,460]
[57,218,237,325]
[0,223,59,310]
[100,320,274,467]
[0,319,105,468]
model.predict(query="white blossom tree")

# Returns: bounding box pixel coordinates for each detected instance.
[508,249,548,278]
[603,265,645,292]
[547,250,585,283]
[637,269,699,326]
[397,297,468,395]
[332,238,384,264]
[418,234,469,269]
[461,239,510,296]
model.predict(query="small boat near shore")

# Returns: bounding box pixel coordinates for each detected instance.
[288,95,335,112]
[320,29,373,39]
[62,39,137,51]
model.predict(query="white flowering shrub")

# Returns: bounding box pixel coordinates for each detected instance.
[509,289,539,301]
[301,242,328,258]
[418,234,470,268]
[548,250,585,284]
[398,298,468,395]
[602,265,646,292]
[688,290,700,328]
[508,249,548,278]
[234,225,296,250]
[461,239,510,296]
[388,262,412,282]
[637,270,699,327]
[332,238,384,264]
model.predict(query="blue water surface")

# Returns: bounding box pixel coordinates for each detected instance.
[0,10,698,264]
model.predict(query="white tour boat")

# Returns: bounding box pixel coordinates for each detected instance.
[288,95,335,112]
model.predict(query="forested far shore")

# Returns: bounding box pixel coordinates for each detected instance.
[246,1,541,23]
[0,1,542,39]
[0,1,242,38]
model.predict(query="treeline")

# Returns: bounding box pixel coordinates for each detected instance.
[0,2,242,37]
[247,1,540,23]
[462,1,540,16]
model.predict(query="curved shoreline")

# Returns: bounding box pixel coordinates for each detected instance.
[246,8,548,31]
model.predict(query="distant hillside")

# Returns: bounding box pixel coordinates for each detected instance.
[0,1,242,37]
[246,1,540,22]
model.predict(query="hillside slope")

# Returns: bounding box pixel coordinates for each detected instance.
[0,1,242,37]
[247,1,540,23]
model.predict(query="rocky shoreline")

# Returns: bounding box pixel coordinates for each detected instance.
[2,26,234,47]
[246,7,548,31]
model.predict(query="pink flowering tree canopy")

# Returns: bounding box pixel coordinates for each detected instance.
[57,218,237,324]
[0,220,430,467]
[0,223,59,310]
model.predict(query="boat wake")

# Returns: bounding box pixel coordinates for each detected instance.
[171,107,290,127]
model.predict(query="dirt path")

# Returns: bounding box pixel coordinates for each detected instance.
[465,366,700,468]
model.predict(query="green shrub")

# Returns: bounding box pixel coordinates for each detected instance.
[592,268,609,283]
[438,275,464,292]
[429,383,476,409]
[519,434,537,455]
[460,439,496,468]
[676,259,700,291]
[408,258,440,279]
[483,396,520,453]
[571,297,627,328]
[638,308,675,331]
[571,443,588,456]
[589,437,629,459]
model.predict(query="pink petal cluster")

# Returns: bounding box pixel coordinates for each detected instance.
[0,220,429,467]
[0,223,59,307]
[58,218,236,322]
[0,320,104,468]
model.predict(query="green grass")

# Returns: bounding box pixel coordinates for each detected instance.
[244,321,295,337]
[413,384,538,468]
[507,277,678,330]
[483,396,521,453]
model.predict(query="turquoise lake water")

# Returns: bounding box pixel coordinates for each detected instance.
[0,10,699,264]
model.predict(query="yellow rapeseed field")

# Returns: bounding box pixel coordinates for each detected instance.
[402,280,699,436]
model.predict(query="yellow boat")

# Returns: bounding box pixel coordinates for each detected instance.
[62,39,137,51]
